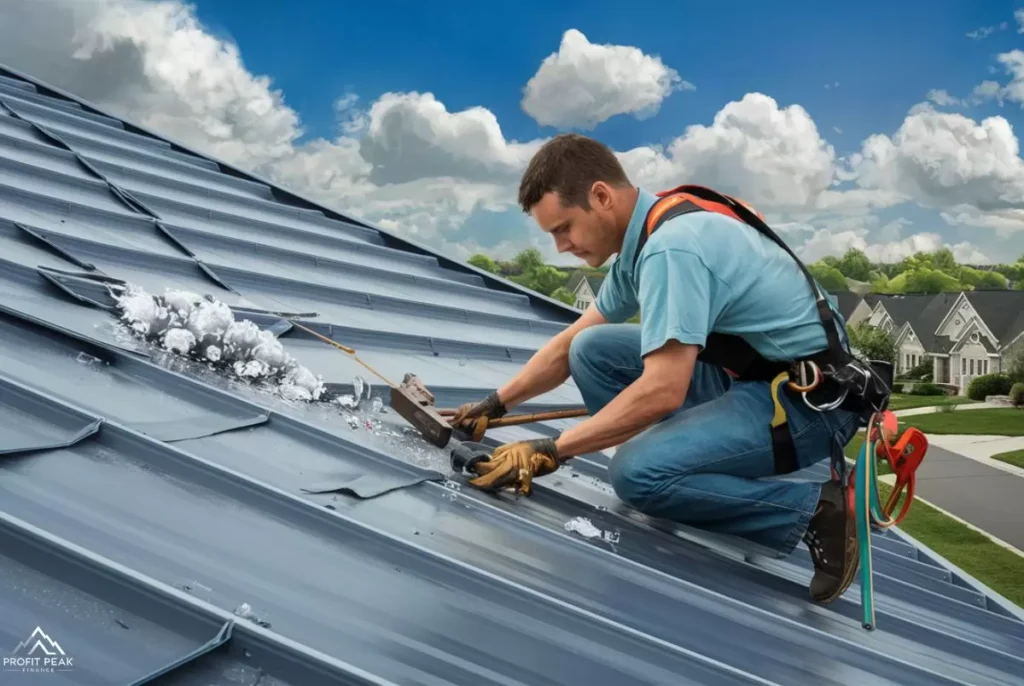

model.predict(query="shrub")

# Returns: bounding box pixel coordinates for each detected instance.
[892,382,904,394]
[909,382,945,396]
[1010,382,1024,408]
[907,359,932,380]
[966,373,1013,401]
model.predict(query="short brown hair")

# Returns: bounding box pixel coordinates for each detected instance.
[518,133,631,212]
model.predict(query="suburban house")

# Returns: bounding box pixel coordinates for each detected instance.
[832,291,873,325]
[853,290,1024,392]
[566,270,605,310]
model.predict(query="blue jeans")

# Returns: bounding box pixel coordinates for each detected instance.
[568,324,861,556]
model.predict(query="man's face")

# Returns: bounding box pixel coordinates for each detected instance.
[530,186,619,267]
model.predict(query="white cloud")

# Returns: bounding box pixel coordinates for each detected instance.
[357,91,543,185]
[926,89,962,107]
[520,29,691,130]
[797,228,990,265]
[616,93,840,212]
[852,107,1024,220]
[966,21,1008,40]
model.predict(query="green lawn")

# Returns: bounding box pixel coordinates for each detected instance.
[992,448,1024,469]
[842,432,1024,607]
[898,408,1024,435]
[875,481,1024,608]
[887,394,977,411]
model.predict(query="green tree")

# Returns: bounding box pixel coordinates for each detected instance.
[510,264,569,296]
[929,247,958,274]
[847,322,897,365]
[959,267,1008,290]
[468,254,499,273]
[902,267,963,293]
[808,262,848,292]
[549,286,576,306]
[513,248,544,272]
[837,248,873,281]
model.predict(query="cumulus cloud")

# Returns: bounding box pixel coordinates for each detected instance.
[797,228,990,264]
[357,91,543,186]
[521,29,691,129]
[852,107,1024,222]
[617,93,839,211]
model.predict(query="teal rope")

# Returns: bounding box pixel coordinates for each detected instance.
[855,435,877,630]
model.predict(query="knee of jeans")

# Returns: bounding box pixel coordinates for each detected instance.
[607,446,658,508]
[568,326,602,378]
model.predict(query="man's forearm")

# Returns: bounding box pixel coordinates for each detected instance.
[554,373,687,458]
[497,333,571,408]
[497,303,608,409]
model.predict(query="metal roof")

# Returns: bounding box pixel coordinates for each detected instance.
[0,62,1022,686]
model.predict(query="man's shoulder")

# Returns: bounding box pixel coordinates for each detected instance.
[643,208,747,256]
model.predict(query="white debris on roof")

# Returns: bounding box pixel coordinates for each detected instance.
[110,284,327,402]
[564,516,621,544]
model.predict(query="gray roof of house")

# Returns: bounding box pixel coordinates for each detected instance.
[867,293,946,331]
[907,292,961,353]
[0,63,1022,685]
[830,291,865,320]
[964,290,1024,348]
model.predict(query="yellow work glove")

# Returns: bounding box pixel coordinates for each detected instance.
[449,391,506,441]
[468,437,560,496]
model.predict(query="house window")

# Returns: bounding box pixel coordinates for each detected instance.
[962,358,966,374]
[970,358,975,375]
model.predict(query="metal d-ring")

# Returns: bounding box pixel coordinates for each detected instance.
[787,360,821,393]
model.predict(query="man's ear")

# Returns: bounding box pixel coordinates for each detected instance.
[590,181,614,211]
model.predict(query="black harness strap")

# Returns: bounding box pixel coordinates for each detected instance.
[632,186,853,475]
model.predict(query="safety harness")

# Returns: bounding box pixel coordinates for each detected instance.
[635,184,892,477]
[637,184,927,630]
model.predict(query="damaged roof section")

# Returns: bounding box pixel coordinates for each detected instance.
[0,62,1022,686]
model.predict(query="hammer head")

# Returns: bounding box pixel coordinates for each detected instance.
[389,373,453,448]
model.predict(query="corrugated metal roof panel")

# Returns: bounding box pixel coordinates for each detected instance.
[0,63,1022,686]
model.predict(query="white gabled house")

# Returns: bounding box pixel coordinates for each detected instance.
[566,271,606,311]
[865,290,1024,393]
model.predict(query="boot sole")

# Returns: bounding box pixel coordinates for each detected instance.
[811,483,860,604]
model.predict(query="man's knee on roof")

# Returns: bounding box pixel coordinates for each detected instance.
[568,325,604,376]
[606,435,677,510]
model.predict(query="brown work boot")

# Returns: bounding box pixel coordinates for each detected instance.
[802,479,859,604]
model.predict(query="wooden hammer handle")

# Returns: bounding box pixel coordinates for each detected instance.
[439,408,589,425]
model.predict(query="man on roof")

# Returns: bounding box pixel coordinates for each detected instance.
[450,133,873,605]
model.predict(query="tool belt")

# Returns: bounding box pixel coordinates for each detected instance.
[760,354,893,476]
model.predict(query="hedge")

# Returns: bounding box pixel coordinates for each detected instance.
[966,373,1013,401]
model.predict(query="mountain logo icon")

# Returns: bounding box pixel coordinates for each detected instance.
[12,627,65,657]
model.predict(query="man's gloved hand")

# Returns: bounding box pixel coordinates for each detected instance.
[449,391,507,441]
[468,437,560,496]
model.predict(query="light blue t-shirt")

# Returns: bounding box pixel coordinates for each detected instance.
[595,188,845,362]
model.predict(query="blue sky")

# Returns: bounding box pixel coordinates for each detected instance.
[187,0,1021,153]
[5,0,1024,266]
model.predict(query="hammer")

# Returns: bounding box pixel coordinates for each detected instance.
[289,322,455,447]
